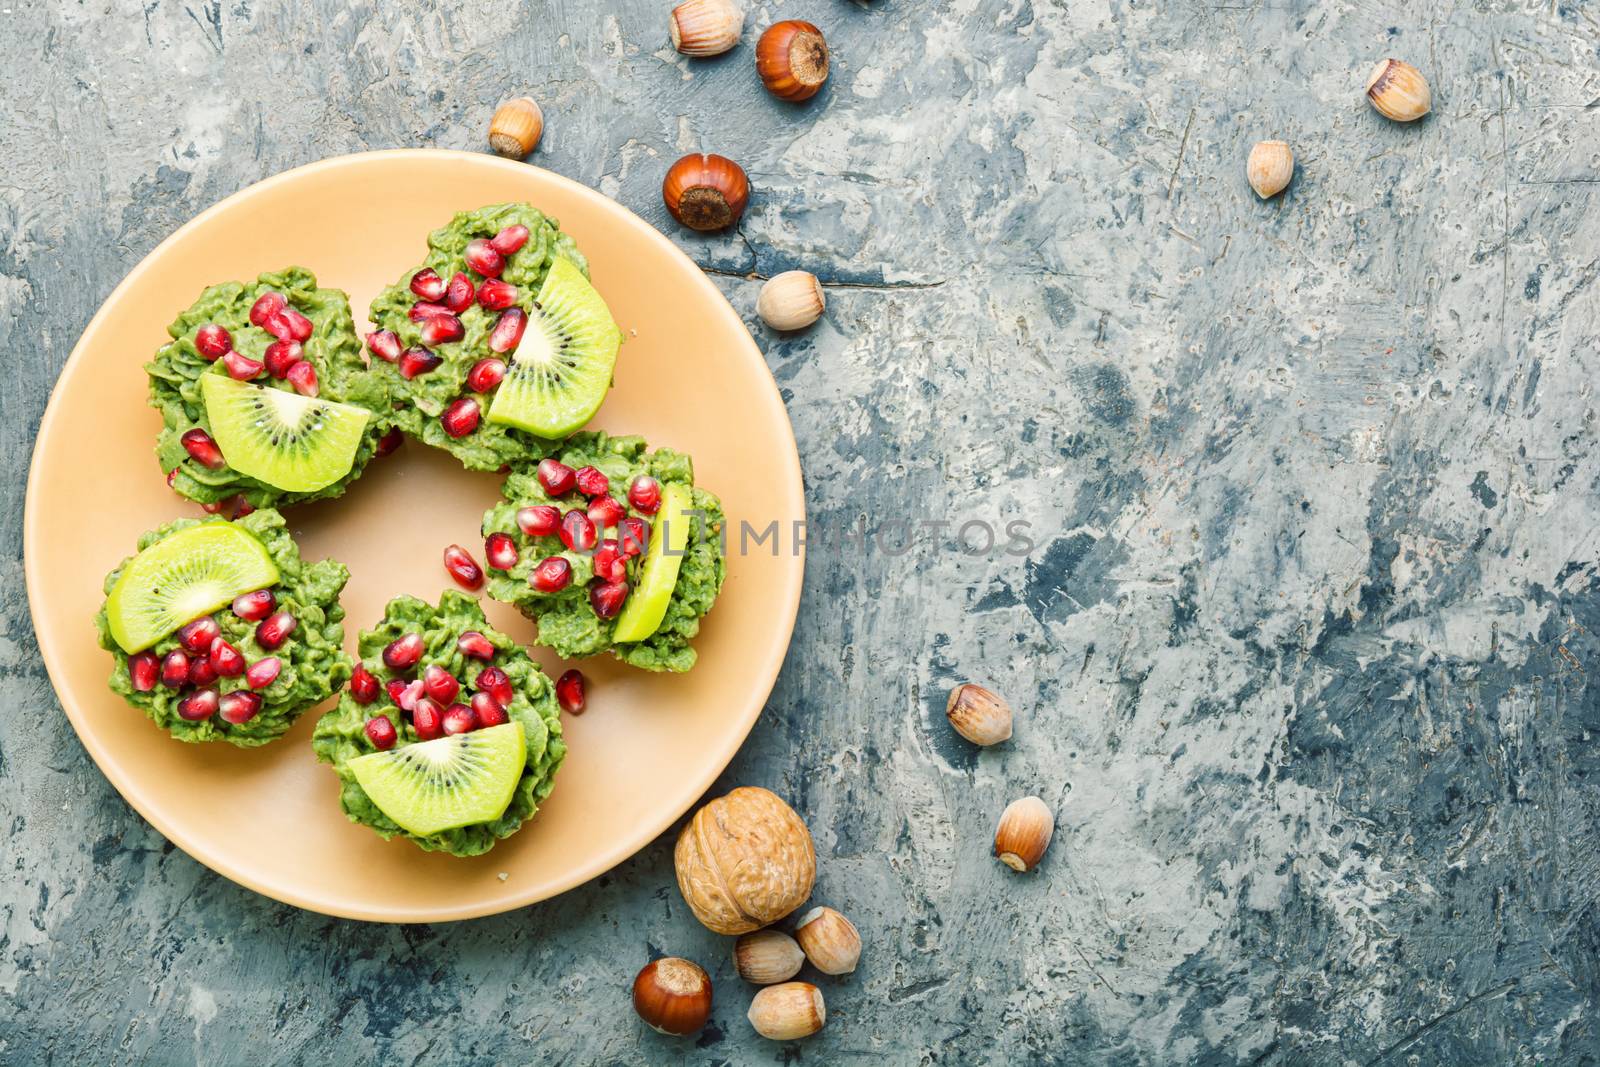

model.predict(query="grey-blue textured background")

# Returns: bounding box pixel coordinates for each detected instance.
[6,1,1600,1063]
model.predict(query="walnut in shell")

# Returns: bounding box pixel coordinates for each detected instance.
[674,786,817,934]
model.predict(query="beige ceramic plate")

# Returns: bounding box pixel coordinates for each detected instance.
[24,150,804,922]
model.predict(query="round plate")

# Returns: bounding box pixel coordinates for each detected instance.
[24,150,804,922]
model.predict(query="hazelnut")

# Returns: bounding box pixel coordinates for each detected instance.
[675,786,816,934]
[488,97,543,159]
[734,928,806,985]
[793,906,862,975]
[757,271,825,331]
[946,683,1012,746]
[632,957,713,1036]
[662,153,750,232]
[1246,140,1294,199]
[747,982,826,1041]
[755,20,829,101]
[670,0,743,57]
[1365,59,1431,122]
[994,796,1053,872]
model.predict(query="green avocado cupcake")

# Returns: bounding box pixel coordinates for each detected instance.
[311,591,565,856]
[480,432,726,673]
[96,509,352,746]
[150,267,393,514]
[365,203,623,472]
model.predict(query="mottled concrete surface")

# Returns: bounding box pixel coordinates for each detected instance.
[6,0,1600,1063]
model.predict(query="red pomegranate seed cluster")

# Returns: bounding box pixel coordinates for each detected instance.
[358,630,520,747]
[191,290,320,394]
[509,462,672,623]
[126,590,290,727]
[382,224,531,444]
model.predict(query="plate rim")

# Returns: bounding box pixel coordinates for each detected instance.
[23,148,806,923]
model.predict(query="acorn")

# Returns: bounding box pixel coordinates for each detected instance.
[1365,59,1431,122]
[632,957,713,1036]
[488,97,543,158]
[757,271,825,331]
[1246,140,1294,199]
[756,20,829,101]
[670,0,743,56]
[663,153,750,231]
[994,796,1054,872]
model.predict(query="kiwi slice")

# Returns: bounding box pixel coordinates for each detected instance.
[613,483,695,643]
[487,257,622,438]
[201,374,371,493]
[105,523,280,653]
[348,722,527,835]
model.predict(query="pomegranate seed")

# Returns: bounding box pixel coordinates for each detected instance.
[458,631,496,659]
[350,665,380,704]
[218,690,263,725]
[588,495,626,530]
[443,544,484,590]
[200,500,226,514]
[181,428,225,470]
[160,649,191,688]
[263,339,302,378]
[589,579,630,619]
[195,324,232,360]
[232,498,255,519]
[444,272,475,312]
[421,314,465,346]
[386,678,409,705]
[410,268,446,301]
[399,347,442,379]
[466,357,507,393]
[517,505,561,537]
[592,539,627,583]
[412,698,444,740]
[269,307,314,342]
[128,651,159,692]
[474,667,514,707]
[471,690,509,726]
[246,657,281,690]
[409,301,451,322]
[490,224,530,256]
[249,291,286,327]
[531,556,572,592]
[365,716,398,749]
[464,238,505,278]
[538,459,577,496]
[256,611,297,650]
[188,657,218,688]
[485,532,519,570]
[178,616,221,654]
[222,350,264,380]
[555,669,586,714]
[166,467,177,489]
[575,466,609,497]
[477,279,517,310]
[619,517,650,557]
[177,688,219,721]
[366,330,403,362]
[629,475,662,514]
[232,589,276,621]
[442,703,477,735]
[488,308,526,354]
[209,638,246,678]
[396,679,425,711]
[441,397,480,438]
[286,360,319,397]
[375,426,405,456]
[424,664,461,705]
[559,510,597,552]
[383,632,425,670]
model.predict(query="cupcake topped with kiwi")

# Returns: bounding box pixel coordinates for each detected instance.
[96,509,353,746]
[365,203,623,471]
[311,591,565,856]
[150,267,393,516]
[481,432,727,673]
